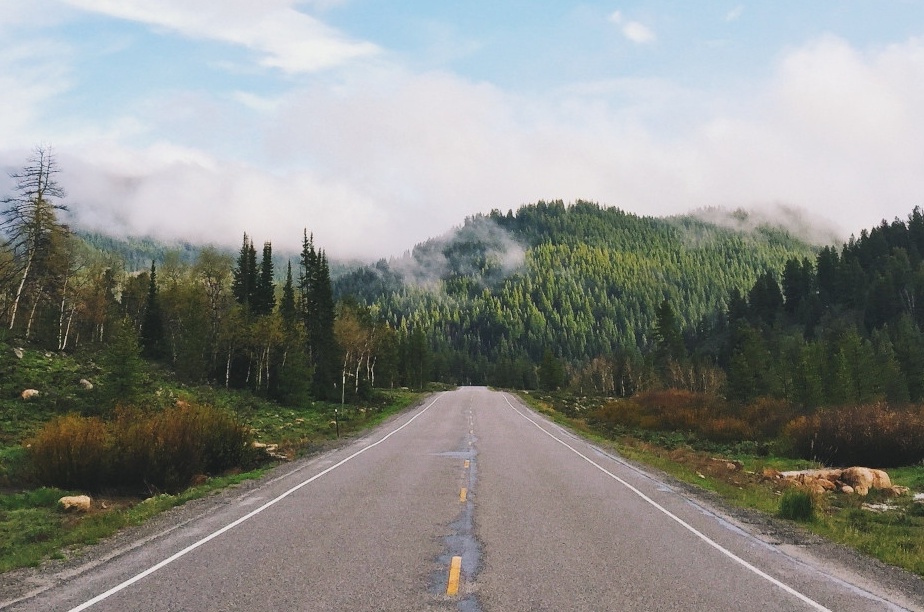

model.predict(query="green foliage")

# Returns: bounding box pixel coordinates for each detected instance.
[538,349,565,391]
[140,261,166,360]
[778,488,816,522]
[100,319,146,410]
[336,201,813,386]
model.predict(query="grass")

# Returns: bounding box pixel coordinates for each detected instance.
[517,390,924,577]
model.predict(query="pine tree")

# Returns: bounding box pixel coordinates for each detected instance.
[140,260,165,359]
[253,241,275,317]
[0,146,70,332]
[232,233,257,311]
[279,261,297,329]
[298,231,338,399]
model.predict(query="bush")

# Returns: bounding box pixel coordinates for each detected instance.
[27,402,253,493]
[779,488,816,522]
[784,403,924,467]
[28,414,110,491]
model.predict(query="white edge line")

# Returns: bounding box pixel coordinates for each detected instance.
[69,393,445,612]
[502,394,832,612]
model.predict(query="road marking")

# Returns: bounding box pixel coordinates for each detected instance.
[464,460,470,469]
[447,555,462,595]
[501,394,833,612]
[460,487,467,503]
[69,394,447,612]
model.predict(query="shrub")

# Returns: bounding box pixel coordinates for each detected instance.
[588,399,643,429]
[28,403,252,493]
[779,488,816,522]
[28,414,110,491]
[698,417,754,443]
[741,397,796,439]
[784,403,924,467]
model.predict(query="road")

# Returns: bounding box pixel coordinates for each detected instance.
[2,387,923,611]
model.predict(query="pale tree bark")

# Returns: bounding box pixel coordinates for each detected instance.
[1,147,69,332]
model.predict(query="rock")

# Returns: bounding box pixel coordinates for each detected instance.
[861,502,897,513]
[59,495,92,512]
[21,389,40,400]
[914,493,924,503]
[761,468,782,480]
[870,469,892,490]
[841,467,876,493]
[13,347,23,359]
[79,378,93,390]
[886,486,910,497]
[841,485,854,495]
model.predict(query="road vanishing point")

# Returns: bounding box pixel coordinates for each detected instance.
[2,387,923,611]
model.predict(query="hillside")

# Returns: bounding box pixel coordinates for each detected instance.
[334,200,819,384]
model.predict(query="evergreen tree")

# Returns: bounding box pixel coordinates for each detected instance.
[102,318,145,408]
[232,233,257,310]
[298,232,339,399]
[538,348,565,391]
[140,260,165,359]
[253,241,275,317]
[279,261,297,329]
[0,146,70,333]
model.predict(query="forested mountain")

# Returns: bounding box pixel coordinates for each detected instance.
[334,200,818,385]
[699,207,924,408]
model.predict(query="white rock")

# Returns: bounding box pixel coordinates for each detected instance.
[21,389,40,400]
[59,495,92,512]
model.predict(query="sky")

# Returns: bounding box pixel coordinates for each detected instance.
[2,1,924,259]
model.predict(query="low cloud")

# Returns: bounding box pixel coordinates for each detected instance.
[6,24,924,261]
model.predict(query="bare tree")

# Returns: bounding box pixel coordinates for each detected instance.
[0,146,70,332]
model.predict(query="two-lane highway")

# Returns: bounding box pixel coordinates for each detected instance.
[3,388,922,611]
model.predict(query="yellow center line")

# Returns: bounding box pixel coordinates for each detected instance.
[447,555,462,596]
[459,487,467,503]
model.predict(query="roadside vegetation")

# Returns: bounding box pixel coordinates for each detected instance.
[517,391,924,577]
[0,344,425,573]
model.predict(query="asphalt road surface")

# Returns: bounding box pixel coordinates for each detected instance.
[3,387,923,611]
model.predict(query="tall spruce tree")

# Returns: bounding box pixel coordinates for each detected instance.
[254,241,275,317]
[279,261,297,329]
[140,260,165,359]
[232,233,257,311]
[298,231,338,399]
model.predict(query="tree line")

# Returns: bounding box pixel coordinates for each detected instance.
[0,148,432,407]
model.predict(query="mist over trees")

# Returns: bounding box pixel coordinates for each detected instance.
[7,146,924,449]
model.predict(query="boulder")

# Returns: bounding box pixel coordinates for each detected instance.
[870,469,892,490]
[59,495,92,512]
[79,378,93,390]
[21,389,40,400]
[840,467,876,495]
[761,468,782,480]
[840,485,855,495]
[13,347,23,359]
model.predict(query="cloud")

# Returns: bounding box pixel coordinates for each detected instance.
[725,6,744,22]
[14,17,924,263]
[0,39,74,148]
[608,10,656,44]
[60,0,379,73]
